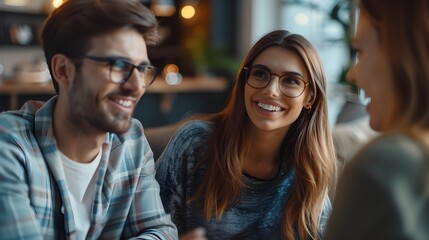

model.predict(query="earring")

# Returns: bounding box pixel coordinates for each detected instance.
[305,105,312,110]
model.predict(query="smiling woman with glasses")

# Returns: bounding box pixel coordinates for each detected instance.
[78,55,159,87]
[155,30,335,240]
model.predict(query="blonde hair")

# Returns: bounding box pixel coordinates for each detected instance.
[191,30,336,239]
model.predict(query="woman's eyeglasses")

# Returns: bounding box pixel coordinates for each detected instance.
[244,64,309,98]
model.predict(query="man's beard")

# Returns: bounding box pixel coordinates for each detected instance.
[66,74,133,135]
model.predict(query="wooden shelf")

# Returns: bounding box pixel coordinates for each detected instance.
[0,76,229,110]
[149,76,228,93]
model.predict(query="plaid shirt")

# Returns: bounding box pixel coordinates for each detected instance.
[0,97,178,240]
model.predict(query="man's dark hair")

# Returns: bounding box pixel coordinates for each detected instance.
[41,0,159,93]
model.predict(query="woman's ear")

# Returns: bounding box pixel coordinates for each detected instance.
[305,91,314,109]
[51,54,75,88]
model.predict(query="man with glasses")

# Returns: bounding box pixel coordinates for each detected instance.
[0,0,178,239]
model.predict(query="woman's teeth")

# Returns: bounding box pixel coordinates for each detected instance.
[358,89,371,105]
[257,102,282,112]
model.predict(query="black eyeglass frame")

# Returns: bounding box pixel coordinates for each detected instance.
[78,55,160,88]
[243,65,309,98]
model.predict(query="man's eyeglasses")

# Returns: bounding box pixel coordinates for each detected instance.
[244,64,309,98]
[80,55,159,88]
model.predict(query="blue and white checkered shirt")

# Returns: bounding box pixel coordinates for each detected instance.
[0,96,178,240]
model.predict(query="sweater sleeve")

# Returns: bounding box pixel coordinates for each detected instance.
[155,120,211,235]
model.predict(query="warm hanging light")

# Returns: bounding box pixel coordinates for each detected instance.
[180,5,195,19]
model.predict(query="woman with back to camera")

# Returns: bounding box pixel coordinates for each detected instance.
[155,30,336,239]
[325,0,429,239]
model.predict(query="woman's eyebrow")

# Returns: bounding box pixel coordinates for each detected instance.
[253,63,305,78]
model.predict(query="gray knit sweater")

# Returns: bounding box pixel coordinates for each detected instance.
[155,120,331,239]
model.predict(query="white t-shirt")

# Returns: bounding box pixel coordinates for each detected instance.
[60,149,102,239]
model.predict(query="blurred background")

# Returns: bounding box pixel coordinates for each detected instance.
[0,0,364,128]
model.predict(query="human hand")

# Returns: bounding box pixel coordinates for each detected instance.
[179,227,207,240]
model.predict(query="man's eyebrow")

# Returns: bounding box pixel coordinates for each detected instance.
[108,56,151,65]
[102,55,130,62]
[138,60,151,65]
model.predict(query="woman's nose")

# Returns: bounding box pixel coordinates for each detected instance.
[346,65,356,85]
[263,75,282,96]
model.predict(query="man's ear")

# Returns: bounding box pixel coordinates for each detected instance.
[51,54,75,88]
